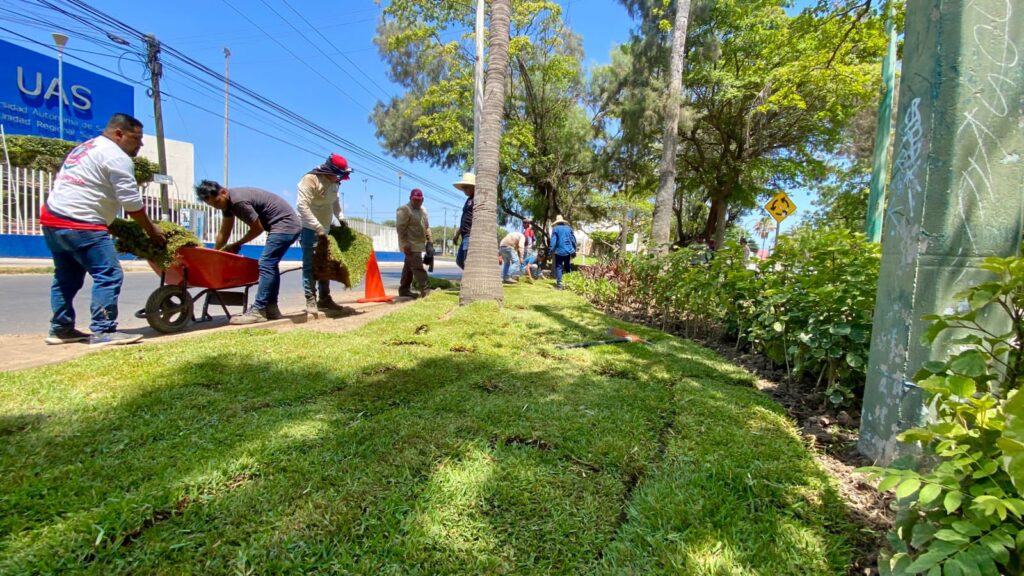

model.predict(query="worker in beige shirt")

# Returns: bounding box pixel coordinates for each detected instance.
[396,188,433,298]
[499,231,526,283]
[297,153,351,312]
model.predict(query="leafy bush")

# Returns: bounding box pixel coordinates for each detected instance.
[565,228,880,408]
[859,256,1024,575]
[7,135,158,185]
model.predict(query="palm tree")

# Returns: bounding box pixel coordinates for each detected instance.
[649,0,693,254]
[753,217,776,252]
[460,0,511,305]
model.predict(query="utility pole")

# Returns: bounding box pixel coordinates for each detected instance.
[443,208,448,255]
[473,0,484,170]
[369,194,374,229]
[223,47,230,188]
[397,171,403,208]
[51,33,68,141]
[145,34,170,219]
[859,0,1024,463]
[864,3,898,242]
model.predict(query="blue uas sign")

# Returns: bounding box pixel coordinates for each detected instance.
[0,38,134,142]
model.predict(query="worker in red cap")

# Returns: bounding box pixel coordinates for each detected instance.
[396,188,433,298]
[297,153,351,313]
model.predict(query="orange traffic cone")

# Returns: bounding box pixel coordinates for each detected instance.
[357,251,395,303]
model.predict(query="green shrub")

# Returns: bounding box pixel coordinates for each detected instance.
[565,228,879,408]
[859,256,1024,575]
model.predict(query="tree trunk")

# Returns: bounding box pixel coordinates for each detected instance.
[649,0,692,255]
[460,0,511,306]
[618,206,629,254]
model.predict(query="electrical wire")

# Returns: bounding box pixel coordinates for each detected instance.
[20,1,468,206]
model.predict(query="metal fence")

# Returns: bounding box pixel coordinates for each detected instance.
[0,165,399,250]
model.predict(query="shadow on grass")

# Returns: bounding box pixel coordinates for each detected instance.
[0,289,856,575]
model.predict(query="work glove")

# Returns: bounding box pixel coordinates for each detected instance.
[424,242,435,272]
[337,219,349,230]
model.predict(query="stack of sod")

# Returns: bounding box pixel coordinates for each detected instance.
[108,218,202,269]
[313,224,373,288]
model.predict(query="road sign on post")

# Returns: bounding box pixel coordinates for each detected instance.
[765,191,796,223]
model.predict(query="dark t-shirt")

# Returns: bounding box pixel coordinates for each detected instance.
[459,196,474,237]
[224,187,301,234]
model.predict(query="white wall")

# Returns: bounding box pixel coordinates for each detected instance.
[138,135,195,203]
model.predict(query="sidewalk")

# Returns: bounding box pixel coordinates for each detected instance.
[0,290,422,372]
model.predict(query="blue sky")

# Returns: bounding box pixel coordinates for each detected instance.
[3,0,832,236]
[1,0,634,228]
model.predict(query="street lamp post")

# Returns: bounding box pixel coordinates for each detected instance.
[397,171,403,209]
[52,33,68,141]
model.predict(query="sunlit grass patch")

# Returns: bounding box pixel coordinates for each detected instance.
[0,283,858,574]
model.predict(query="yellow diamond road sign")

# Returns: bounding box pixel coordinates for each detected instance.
[765,191,796,223]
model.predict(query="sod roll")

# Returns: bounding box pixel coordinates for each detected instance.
[313,224,373,288]
[108,218,202,269]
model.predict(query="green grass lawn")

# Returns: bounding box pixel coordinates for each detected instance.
[0,282,858,574]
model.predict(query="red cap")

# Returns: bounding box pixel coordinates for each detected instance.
[318,153,352,180]
[410,188,424,199]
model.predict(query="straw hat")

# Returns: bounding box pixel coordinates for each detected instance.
[552,214,566,224]
[453,172,476,191]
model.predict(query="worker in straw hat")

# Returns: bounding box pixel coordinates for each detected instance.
[296,153,352,313]
[549,214,577,289]
[451,172,475,269]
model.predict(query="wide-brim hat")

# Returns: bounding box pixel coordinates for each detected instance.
[453,172,476,191]
[553,214,566,224]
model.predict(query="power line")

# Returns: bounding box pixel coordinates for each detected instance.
[21,0,468,206]
[276,0,393,100]
[219,0,369,113]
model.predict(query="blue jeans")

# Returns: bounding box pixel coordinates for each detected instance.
[254,232,299,310]
[43,227,124,334]
[456,236,469,269]
[499,246,519,280]
[554,254,572,286]
[299,228,330,300]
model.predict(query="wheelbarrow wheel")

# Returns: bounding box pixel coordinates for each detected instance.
[145,285,194,333]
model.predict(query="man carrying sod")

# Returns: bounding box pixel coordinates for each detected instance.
[296,153,351,313]
[196,180,301,325]
[41,113,166,347]
[396,188,433,298]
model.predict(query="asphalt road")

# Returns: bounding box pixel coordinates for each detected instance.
[0,261,463,336]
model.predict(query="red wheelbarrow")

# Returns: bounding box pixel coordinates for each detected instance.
[135,247,261,333]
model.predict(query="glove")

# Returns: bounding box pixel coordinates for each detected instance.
[337,219,349,230]
[423,242,435,272]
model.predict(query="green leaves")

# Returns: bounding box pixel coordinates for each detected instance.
[864,253,1024,574]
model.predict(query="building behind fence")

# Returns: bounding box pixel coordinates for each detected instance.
[0,165,398,253]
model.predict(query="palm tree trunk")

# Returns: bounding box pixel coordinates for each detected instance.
[649,0,692,254]
[460,0,511,305]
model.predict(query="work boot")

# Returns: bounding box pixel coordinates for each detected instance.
[305,296,319,312]
[45,327,91,345]
[317,297,345,311]
[230,307,268,325]
[265,304,283,320]
[398,288,415,298]
[420,288,432,299]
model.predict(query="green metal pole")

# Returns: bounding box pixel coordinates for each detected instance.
[859,0,1024,463]
[864,2,898,242]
